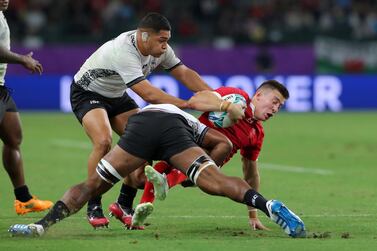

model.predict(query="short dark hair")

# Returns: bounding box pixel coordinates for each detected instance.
[138,13,171,32]
[257,80,289,99]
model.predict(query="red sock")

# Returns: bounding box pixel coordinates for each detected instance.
[154,161,172,173]
[167,169,187,188]
[140,181,155,204]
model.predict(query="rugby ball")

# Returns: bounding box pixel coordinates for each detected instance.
[208,93,246,128]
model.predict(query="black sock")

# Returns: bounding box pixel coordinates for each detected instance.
[35,201,70,229]
[87,196,102,211]
[117,184,137,209]
[14,185,33,202]
[243,189,269,217]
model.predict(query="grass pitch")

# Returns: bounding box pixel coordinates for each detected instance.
[0,112,376,251]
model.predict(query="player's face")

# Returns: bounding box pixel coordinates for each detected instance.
[0,0,9,11]
[253,89,285,121]
[147,30,170,57]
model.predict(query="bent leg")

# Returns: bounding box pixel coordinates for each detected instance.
[35,145,146,230]
[110,109,142,212]
[169,147,251,203]
[82,108,113,224]
[82,108,113,177]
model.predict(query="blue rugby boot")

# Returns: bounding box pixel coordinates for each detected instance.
[266,200,306,238]
[8,223,44,237]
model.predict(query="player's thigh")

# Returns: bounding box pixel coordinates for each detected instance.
[82,108,112,144]
[168,146,208,173]
[201,128,232,150]
[102,145,147,178]
[110,108,140,136]
[169,147,226,193]
[0,112,22,146]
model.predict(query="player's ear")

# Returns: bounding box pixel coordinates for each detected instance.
[141,32,149,42]
[254,90,263,100]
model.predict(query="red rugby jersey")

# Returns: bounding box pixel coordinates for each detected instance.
[199,87,264,162]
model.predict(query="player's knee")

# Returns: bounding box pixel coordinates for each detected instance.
[93,136,112,153]
[3,130,22,148]
[186,155,217,185]
[134,174,146,189]
[126,168,146,189]
[96,158,123,185]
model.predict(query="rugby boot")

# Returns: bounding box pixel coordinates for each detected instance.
[15,196,53,215]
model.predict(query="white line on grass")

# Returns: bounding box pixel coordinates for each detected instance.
[260,163,334,175]
[50,139,91,150]
[156,214,372,218]
[67,213,374,221]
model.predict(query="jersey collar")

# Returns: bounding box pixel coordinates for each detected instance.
[249,102,257,120]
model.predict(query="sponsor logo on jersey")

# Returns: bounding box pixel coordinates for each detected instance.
[90,100,100,104]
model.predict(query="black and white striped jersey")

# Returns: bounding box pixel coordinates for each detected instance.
[73,30,181,98]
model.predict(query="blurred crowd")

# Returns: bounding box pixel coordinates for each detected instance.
[4,0,377,47]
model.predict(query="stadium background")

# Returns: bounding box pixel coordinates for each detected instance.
[1,1,377,250]
[4,0,377,111]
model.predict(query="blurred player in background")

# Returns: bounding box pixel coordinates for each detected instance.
[8,90,306,238]
[128,80,288,231]
[0,0,53,215]
[69,12,211,228]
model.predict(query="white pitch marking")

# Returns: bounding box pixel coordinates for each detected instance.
[50,139,92,150]
[260,163,334,175]
[73,213,374,221]
[152,214,373,218]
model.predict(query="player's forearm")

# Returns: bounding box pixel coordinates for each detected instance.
[142,87,187,108]
[242,158,260,215]
[243,164,260,191]
[0,46,25,64]
[178,68,212,92]
[188,91,220,111]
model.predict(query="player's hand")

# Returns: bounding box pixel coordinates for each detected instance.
[227,103,245,122]
[249,217,270,231]
[187,90,220,111]
[21,52,43,75]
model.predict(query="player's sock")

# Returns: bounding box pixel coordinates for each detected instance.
[140,181,155,204]
[153,161,172,173]
[167,169,187,188]
[35,201,70,229]
[14,185,33,202]
[117,184,137,209]
[87,196,102,212]
[243,189,269,216]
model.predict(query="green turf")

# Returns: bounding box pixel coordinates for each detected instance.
[1,112,377,250]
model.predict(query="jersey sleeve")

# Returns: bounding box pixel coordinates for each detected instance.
[160,44,182,71]
[111,48,145,88]
[240,128,264,161]
[240,146,261,161]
